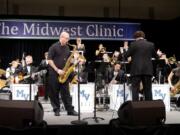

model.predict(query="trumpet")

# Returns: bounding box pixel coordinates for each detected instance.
[95,45,106,56]
[100,47,106,53]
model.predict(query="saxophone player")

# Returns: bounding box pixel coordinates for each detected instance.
[47,31,78,116]
[70,50,87,83]
[105,61,125,84]
[168,62,180,96]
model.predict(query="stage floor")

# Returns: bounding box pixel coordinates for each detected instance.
[40,99,180,125]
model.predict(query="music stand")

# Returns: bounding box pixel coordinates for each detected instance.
[71,62,88,125]
[29,67,35,101]
[119,61,129,102]
[152,59,166,84]
[83,61,104,123]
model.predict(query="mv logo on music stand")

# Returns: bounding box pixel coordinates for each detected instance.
[152,84,170,112]
[16,89,29,100]
[80,89,90,101]
[116,88,129,101]
[109,84,132,111]
[11,84,38,100]
[153,89,166,100]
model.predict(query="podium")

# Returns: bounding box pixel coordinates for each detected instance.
[11,84,38,100]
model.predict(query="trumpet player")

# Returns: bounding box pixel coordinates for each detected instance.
[95,44,106,61]
[76,37,85,54]
[120,41,129,62]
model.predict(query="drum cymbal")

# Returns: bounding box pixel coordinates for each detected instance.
[0,69,6,75]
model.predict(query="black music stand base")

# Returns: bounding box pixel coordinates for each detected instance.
[83,62,105,123]
[71,120,88,125]
[83,116,104,123]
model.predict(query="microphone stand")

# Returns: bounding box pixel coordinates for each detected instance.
[22,52,33,101]
[83,68,104,123]
[121,50,127,103]
[29,65,33,101]
[71,61,88,125]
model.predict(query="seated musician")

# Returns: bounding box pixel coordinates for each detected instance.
[105,61,125,84]
[70,50,87,83]
[168,62,180,96]
[21,55,38,84]
[39,52,49,83]
[102,53,111,63]
[5,59,22,84]
[39,52,49,100]
[111,50,121,65]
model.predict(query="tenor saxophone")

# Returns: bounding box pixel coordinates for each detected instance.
[58,44,76,83]
[170,80,180,96]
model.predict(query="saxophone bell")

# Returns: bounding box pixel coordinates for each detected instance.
[168,55,177,65]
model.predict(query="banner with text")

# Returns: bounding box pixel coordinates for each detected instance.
[0,19,140,40]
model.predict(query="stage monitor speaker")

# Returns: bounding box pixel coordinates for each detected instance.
[0,100,44,128]
[117,100,166,126]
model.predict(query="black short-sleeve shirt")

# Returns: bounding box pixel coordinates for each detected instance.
[48,41,70,74]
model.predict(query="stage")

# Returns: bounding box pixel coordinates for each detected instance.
[1,84,180,135]
[0,98,180,135]
[41,99,180,125]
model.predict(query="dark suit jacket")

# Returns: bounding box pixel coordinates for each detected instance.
[125,39,158,76]
[21,64,38,83]
[22,65,38,75]
[39,59,48,70]
[39,59,49,78]
[105,68,125,84]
